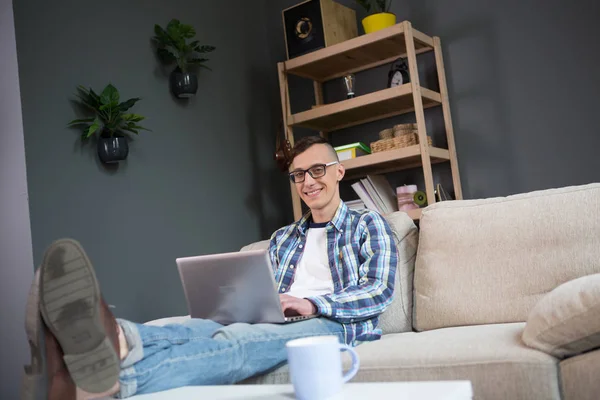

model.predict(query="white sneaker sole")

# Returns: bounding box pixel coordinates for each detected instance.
[38,239,119,394]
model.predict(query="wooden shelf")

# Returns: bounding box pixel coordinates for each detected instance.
[342,145,450,179]
[284,23,434,82]
[289,84,441,132]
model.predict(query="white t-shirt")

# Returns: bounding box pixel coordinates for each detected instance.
[286,223,334,299]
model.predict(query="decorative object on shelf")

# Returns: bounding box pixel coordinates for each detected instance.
[342,74,356,98]
[435,183,452,202]
[283,0,357,59]
[396,184,419,211]
[274,120,293,172]
[152,19,216,98]
[388,58,410,87]
[370,132,432,153]
[413,190,427,206]
[334,142,371,161]
[372,123,427,153]
[355,0,396,34]
[68,84,150,164]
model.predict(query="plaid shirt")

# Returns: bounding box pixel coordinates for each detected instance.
[269,201,398,345]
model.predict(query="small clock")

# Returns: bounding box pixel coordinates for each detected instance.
[387,59,410,88]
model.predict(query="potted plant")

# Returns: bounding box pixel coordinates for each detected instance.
[355,0,396,34]
[152,19,216,98]
[68,83,150,164]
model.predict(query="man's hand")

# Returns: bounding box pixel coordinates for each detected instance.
[279,294,317,316]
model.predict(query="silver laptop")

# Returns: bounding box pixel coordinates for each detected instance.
[176,249,317,325]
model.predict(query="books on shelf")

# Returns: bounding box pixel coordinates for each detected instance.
[350,181,378,211]
[345,199,366,211]
[350,175,399,215]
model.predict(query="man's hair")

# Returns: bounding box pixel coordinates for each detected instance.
[291,136,339,164]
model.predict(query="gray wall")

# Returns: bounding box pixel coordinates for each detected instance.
[13,0,290,323]
[404,0,600,198]
[0,0,35,397]
[12,0,600,328]
[266,0,600,200]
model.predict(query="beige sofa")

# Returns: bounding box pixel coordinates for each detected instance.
[240,183,600,400]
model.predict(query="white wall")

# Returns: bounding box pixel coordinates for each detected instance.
[0,0,35,397]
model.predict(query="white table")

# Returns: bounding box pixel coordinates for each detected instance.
[130,381,473,399]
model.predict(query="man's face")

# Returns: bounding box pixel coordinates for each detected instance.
[290,144,345,212]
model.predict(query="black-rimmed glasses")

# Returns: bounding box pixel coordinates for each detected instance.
[289,161,339,183]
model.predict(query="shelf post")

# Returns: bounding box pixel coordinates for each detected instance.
[433,36,463,200]
[278,62,303,220]
[403,21,436,206]
[313,81,328,140]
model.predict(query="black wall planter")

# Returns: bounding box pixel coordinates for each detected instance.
[98,135,129,164]
[170,68,198,98]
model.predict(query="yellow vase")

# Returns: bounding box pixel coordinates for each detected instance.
[361,13,397,34]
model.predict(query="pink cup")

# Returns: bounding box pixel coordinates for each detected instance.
[397,185,419,211]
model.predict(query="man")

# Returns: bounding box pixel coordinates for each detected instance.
[22,135,399,398]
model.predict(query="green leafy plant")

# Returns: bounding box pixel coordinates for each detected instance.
[355,0,392,14]
[152,19,216,73]
[68,84,150,139]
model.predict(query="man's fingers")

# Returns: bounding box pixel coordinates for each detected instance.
[280,297,292,311]
[280,298,300,313]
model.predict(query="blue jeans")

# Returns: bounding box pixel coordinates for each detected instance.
[116,317,346,397]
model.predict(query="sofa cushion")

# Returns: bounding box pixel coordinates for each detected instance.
[522,273,600,358]
[240,211,418,335]
[377,211,418,334]
[559,348,600,400]
[245,323,560,400]
[414,183,600,331]
[240,240,270,252]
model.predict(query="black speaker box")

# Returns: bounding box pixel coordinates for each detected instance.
[282,0,357,59]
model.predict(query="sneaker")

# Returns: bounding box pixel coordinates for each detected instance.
[37,239,121,398]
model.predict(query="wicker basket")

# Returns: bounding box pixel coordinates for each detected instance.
[393,123,417,133]
[378,128,394,140]
[370,132,432,153]
[393,128,417,138]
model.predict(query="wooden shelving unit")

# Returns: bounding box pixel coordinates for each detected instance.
[277,21,462,221]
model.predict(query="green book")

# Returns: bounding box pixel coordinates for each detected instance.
[334,142,371,161]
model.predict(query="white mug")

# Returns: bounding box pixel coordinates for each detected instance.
[286,335,360,400]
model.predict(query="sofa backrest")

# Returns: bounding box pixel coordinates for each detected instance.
[240,240,270,252]
[240,211,419,335]
[414,183,600,331]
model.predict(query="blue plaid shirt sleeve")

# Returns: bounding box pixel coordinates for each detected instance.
[307,212,398,324]
[268,228,283,276]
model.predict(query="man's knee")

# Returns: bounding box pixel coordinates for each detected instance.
[212,323,253,342]
[212,322,283,343]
